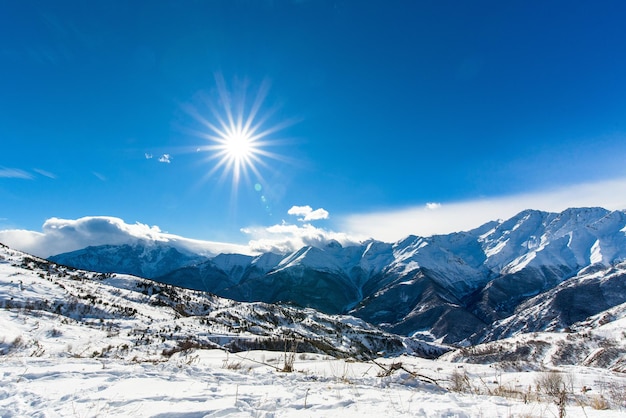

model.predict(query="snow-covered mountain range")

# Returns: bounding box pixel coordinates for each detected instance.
[3,234,626,416]
[50,207,626,344]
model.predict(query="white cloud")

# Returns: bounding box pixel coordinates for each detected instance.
[340,177,626,242]
[242,222,358,254]
[240,206,348,253]
[4,178,626,260]
[158,154,171,163]
[0,216,251,258]
[0,167,33,179]
[33,169,57,179]
[287,205,329,222]
[145,153,153,159]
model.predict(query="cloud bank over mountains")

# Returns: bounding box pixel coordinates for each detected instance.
[240,205,356,253]
[241,222,358,254]
[2,178,626,258]
[0,216,250,258]
[341,177,626,242]
[0,205,353,258]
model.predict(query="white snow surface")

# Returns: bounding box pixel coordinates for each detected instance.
[590,239,603,264]
[3,350,624,418]
[2,244,626,417]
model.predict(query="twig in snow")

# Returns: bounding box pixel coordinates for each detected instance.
[370,359,440,387]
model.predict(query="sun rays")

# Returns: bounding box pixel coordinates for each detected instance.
[186,75,294,190]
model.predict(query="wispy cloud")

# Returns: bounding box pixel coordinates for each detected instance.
[340,177,626,242]
[287,205,329,222]
[158,154,172,163]
[0,216,250,258]
[145,153,153,159]
[33,168,57,179]
[92,172,107,181]
[0,167,33,179]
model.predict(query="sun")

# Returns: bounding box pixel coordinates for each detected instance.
[210,123,262,184]
[185,75,294,189]
[224,130,253,161]
[220,125,257,165]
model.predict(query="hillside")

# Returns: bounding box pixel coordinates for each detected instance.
[1,244,444,362]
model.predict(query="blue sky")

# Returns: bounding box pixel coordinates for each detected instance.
[2,1,626,255]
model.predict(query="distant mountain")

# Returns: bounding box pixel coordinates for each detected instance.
[49,242,208,279]
[49,207,626,344]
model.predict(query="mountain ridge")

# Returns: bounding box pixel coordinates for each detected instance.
[49,207,626,344]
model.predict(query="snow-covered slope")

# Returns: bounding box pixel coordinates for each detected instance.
[475,261,626,343]
[49,207,626,344]
[443,301,626,372]
[1,243,438,361]
[478,207,626,274]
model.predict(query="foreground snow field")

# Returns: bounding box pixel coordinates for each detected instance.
[1,244,625,417]
[2,349,626,417]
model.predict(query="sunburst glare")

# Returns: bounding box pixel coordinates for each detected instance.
[185,75,295,190]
